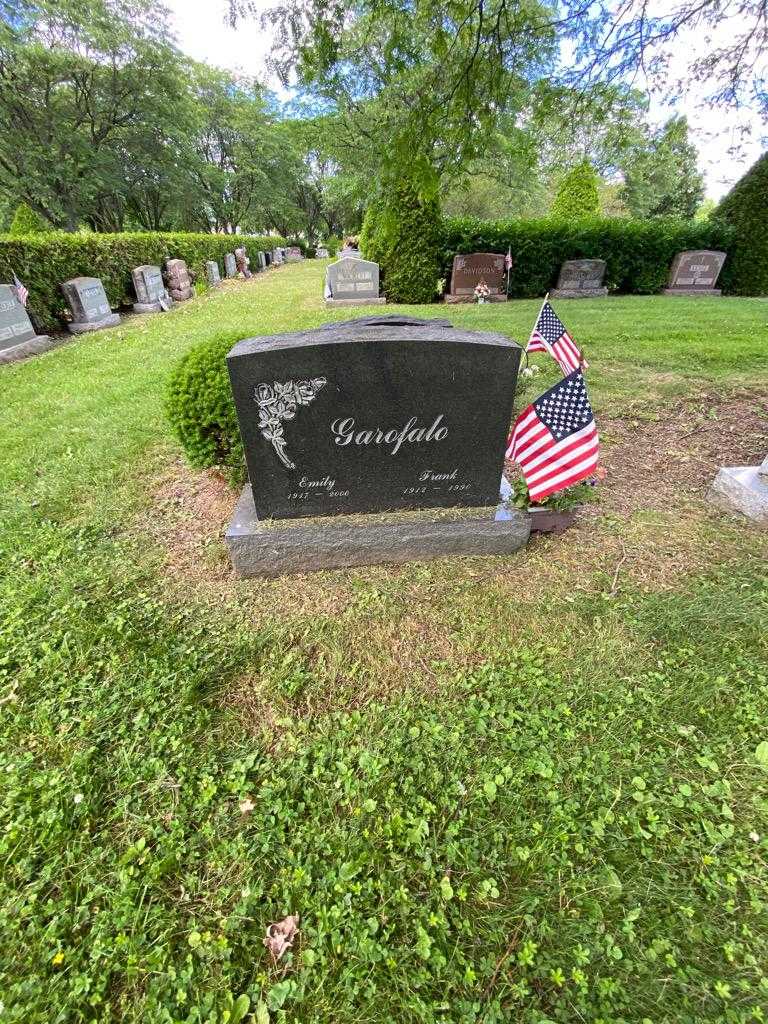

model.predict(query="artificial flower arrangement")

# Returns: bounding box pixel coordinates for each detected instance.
[474,280,491,303]
[500,466,607,532]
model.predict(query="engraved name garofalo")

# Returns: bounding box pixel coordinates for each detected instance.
[331,415,448,456]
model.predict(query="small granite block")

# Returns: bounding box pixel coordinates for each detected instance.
[0,332,63,365]
[708,465,768,526]
[663,288,722,297]
[226,486,531,577]
[551,287,608,299]
[444,293,507,304]
[325,296,386,307]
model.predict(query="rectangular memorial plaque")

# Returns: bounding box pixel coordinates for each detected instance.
[227,320,522,520]
[0,284,36,352]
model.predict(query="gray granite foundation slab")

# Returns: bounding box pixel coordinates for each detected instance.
[67,313,121,334]
[444,294,507,304]
[227,485,531,577]
[663,288,722,297]
[0,333,63,365]
[551,287,608,299]
[708,465,768,526]
[324,296,386,307]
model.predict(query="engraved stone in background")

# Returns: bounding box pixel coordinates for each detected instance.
[316,247,330,258]
[325,257,383,306]
[446,253,507,303]
[285,247,304,262]
[165,259,194,301]
[258,251,267,271]
[224,252,237,277]
[664,250,726,296]
[0,283,52,362]
[205,260,221,287]
[551,259,608,299]
[61,277,121,334]
[226,318,522,520]
[132,265,173,313]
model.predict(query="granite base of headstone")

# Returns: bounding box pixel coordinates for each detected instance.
[132,265,173,313]
[324,256,385,307]
[0,283,56,364]
[62,277,121,334]
[551,259,608,299]
[708,455,768,526]
[224,253,237,278]
[165,259,194,302]
[445,253,507,303]
[223,315,528,576]
[663,250,726,296]
[205,261,221,287]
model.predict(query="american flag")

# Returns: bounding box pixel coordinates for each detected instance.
[527,300,587,375]
[504,247,513,271]
[12,273,28,307]
[506,369,599,502]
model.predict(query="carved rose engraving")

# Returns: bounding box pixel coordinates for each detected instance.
[254,378,327,469]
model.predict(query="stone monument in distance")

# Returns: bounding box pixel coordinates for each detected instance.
[445,253,507,303]
[61,277,121,334]
[224,315,529,575]
[0,283,53,364]
[224,253,237,278]
[205,261,221,287]
[132,265,172,313]
[551,259,608,299]
[165,259,194,302]
[324,257,384,307]
[664,250,726,296]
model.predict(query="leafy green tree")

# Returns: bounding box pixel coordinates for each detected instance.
[620,116,704,220]
[715,152,768,295]
[8,202,50,235]
[0,0,189,230]
[551,161,600,218]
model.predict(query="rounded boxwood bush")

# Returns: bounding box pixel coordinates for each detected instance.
[165,332,244,485]
[715,152,768,296]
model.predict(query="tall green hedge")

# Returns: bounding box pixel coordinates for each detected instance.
[0,231,287,330]
[441,216,734,297]
[715,152,768,296]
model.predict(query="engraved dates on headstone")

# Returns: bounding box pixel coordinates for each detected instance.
[61,277,121,334]
[664,251,726,295]
[0,284,37,351]
[551,259,608,299]
[132,265,173,313]
[226,319,523,520]
[446,253,507,303]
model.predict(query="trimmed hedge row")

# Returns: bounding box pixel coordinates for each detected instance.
[440,217,735,298]
[0,231,287,331]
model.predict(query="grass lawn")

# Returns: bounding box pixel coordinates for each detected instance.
[1,260,767,1023]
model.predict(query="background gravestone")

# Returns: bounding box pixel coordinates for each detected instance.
[285,247,303,262]
[664,251,726,296]
[271,249,283,265]
[132,265,172,313]
[265,251,272,267]
[340,246,361,259]
[205,260,221,287]
[165,259,194,301]
[61,277,120,333]
[316,247,329,258]
[446,253,507,303]
[224,253,237,277]
[551,259,608,299]
[235,247,252,278]
[258,251,267,271]
[226,318,522,521]
[0,283,53,364]
[325,257,384,306]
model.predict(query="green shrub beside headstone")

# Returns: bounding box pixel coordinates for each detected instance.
[715,152,768,296]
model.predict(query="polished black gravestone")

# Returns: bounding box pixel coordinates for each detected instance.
[225,317,529,575]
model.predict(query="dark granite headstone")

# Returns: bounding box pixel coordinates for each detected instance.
[224,253,237,278]
[165,259,194,301]
[664,250,726,296]
[446,253,506,303]
[61,277,120,334]
[0,283,51,360]
[226,318,522,520]
[205,260,221,287]
[265,251,272,267]
[325,257,383,306]
[551,259,608,299]
[132,265,172,313]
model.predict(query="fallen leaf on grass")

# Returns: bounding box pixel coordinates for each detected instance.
[264,914,300,961]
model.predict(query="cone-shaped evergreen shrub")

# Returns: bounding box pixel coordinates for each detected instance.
[551,161,601,218]
[8,203,50,236]
[360,181,443,304]
[715,152,768,295]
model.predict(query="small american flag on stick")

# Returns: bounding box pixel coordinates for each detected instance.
[527,299,587,375]
[12,273,28,307]
[506,370,599,502]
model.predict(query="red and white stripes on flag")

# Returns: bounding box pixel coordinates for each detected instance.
[12,273,28,307]
[526,299,587,375]
[506,370,599,502]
